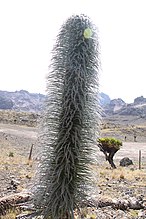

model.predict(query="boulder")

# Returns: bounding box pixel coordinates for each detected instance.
[120,157,133,167]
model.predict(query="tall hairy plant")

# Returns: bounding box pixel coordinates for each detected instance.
[32,14,100,219]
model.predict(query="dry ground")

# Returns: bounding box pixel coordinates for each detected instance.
[0,120,146,218]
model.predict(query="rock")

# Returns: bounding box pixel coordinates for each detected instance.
[103,98,126,115]
[0,90,45,113]
[0,96,13,109]
[120,157,133,167]
[100,92,111,106]
[134,96,146,105]
[11,179,20,186]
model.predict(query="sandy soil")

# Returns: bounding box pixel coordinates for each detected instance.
[0,123,146,218]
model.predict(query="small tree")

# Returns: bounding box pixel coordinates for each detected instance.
[98,137,122,168]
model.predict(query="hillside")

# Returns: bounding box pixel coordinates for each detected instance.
[1,90,146,118]
[1,90,146,142]
[103,96,146,117]
[0,110,146,143]
[0,90,45,112]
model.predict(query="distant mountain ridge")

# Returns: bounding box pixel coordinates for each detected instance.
[0,90,45,112]
[103,95,146,117]
[0,90,146,117]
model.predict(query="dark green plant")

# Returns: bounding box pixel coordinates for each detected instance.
[32,14,100,219]
[98,137,122,168]
[98,137,122,150]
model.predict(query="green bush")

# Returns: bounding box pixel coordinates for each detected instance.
[98,137,122,150]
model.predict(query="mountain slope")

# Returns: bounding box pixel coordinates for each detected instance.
[0,90,45,112]
[1,90,146,118]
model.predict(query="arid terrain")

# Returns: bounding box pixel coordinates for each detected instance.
[0,111,146,218]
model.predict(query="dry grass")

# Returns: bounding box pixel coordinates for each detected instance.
[0,110,38,127]
[0,113,146,218]
[1,211,16,219]
[2,162,146,218]
[95,164,146,199]
[98,164,146,181]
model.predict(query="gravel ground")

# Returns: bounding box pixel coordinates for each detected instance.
[0,123,146,218]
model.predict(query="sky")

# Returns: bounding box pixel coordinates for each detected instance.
[0,0,146,103]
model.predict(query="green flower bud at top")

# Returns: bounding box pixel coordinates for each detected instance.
[83,27,93,38]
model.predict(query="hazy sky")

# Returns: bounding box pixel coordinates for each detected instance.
[0,0,146,103]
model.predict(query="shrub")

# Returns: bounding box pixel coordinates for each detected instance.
[98,137,122,168]
[98,137,122,150]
